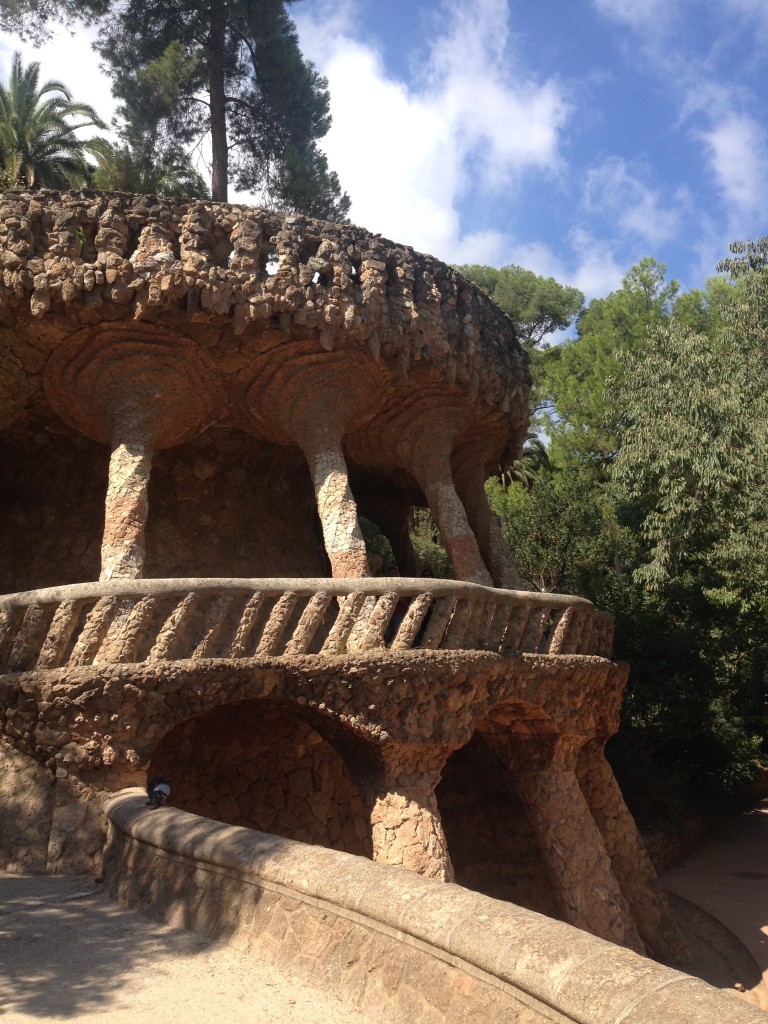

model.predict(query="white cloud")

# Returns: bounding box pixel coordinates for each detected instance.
[0,25,118,131]
[567,228,625,298]
[590,0,675,34]
[700,114,768,217]
[583,157,685,246]
[294,0,570,263]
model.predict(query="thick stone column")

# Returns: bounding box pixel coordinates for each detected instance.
[577,740,689,964]
[483,729,644,952]
[454,461,521,589]
[300,428,369,578]
[100,432,153,580]
[363,743,454,880]
[413,462,492,586]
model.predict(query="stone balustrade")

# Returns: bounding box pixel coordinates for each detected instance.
[0,577,613,674]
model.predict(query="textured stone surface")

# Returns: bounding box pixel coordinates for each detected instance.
[0,189,682,969]
[102,794,766,1024]
[0,189,528,583]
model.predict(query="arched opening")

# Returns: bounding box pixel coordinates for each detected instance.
[149,699,372,857]
[436,705,562,918]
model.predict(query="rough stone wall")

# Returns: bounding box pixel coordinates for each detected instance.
[0,737,54,872]
[150,702,371,857]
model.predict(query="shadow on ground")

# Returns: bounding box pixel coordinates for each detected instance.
[0,873,211,1019]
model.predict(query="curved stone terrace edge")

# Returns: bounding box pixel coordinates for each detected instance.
[0,577,613,670]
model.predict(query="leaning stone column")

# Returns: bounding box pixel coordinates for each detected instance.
[484,730,644,952]
[299,427,369,578]
[453,459,521,589]
[363,743,454,880]
[577,739,689,964]
[100,428,153,580]
[411,457,492,586]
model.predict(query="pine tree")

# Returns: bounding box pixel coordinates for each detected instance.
[0,0,350,218]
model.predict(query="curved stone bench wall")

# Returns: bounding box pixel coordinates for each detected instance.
[103,793,764,1024]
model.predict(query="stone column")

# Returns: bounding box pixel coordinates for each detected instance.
[300,428,369,578]
[413,461,492,586]
[100,429,153,580]
[484,729,644,952]
[363,743,454,880]
[577,740,689,964]
[454,462,521,589]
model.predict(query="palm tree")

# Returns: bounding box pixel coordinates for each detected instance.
[0,52,107,188]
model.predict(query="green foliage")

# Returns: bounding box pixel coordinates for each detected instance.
[455,263,583,350]
[409,509,453,579]
[539,258,679,468]
[609,251,768,607]
[94,0,349,214]
[487,471,630,596]
[0,52,107,188]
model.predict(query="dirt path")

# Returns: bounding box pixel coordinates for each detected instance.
[0,874,371,1024]
[663,799,768,1011]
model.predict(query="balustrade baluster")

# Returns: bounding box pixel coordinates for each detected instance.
[390,592,433,651]
[0,606,25,669]
[321,592,366,654]
[284,593,333,656]
[7,604,54,672]
[417,596,455,649]
[36,600,84,669]
[69,597,119,666]
[257,593,298,655]
[348,591,398,652]
[592,612,614,657]
[561,608,591,655]
[193,594,236,659]
[442,599,474,649]
[148,593,200,662]
[500,605,531,656]
[519,606,551,653]
[486,602,511,652]
[544,608,570,654]
[229,593,266,658]
[463,599,495,650]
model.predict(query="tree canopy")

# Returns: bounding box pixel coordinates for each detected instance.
[456,263,584,350]
[0,51,107,188]
[538,258,679,468]
[0,0,350,218]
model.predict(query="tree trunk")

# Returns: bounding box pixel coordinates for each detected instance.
[209,8,228,202]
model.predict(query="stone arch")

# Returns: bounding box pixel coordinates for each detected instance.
[148,698,373,857]
[435,700,562,918]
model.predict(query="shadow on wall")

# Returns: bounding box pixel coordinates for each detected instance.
[149,700,373,857]
[437,733,561,918]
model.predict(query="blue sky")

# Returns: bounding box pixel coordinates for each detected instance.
[1,0,767,301]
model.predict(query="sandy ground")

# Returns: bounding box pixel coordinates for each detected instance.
[0,874,371,1024]
[663,799,768,1011]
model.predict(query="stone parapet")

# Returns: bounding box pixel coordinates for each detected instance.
[0,577,614,672]
[103,792,765,1024]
